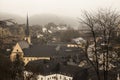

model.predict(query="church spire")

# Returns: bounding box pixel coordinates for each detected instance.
[24,13,31,44]
[25,14,29,36]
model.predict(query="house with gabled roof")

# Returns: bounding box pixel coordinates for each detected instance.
[10,15,31,62]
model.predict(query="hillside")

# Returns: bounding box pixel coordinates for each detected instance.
[0,12,79,28]
[29,14,79,27]
[0,12,25,24]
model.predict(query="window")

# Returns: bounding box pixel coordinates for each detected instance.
[69,78,72,80]
[64,77,67,80]
[27,58,29,61]
[52,77,54,79]
[60,76,61,79]
[52,76,56,79]
[16,49,18,52]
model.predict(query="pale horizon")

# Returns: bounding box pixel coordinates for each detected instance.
[0,0,120,18]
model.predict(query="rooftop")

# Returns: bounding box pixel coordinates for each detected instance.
[23,44,83,57]
[25,60,88,77]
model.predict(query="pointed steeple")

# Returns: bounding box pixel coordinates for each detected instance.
[25,14,29,36]
[24,13,31,44]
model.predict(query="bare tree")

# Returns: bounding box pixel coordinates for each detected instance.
[79,9,120,80]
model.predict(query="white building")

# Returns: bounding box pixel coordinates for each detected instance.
[37,74,72,80]
[24,71,72,80]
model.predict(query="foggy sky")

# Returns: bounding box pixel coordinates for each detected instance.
[0,0,120,18]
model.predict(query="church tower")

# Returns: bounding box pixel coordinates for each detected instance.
[24,14,31,44]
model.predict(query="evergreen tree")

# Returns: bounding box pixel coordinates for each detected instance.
[11,54,24,80]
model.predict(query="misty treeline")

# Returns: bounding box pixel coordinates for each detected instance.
[0,21,80,44]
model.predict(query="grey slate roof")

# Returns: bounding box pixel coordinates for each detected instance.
[25,60,87,77]
[18,41,29,49]
[23,44,82,57]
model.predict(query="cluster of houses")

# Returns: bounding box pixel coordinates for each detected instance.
[9,16,89,80]
[24,60,88,80]
[9,16,120,80]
